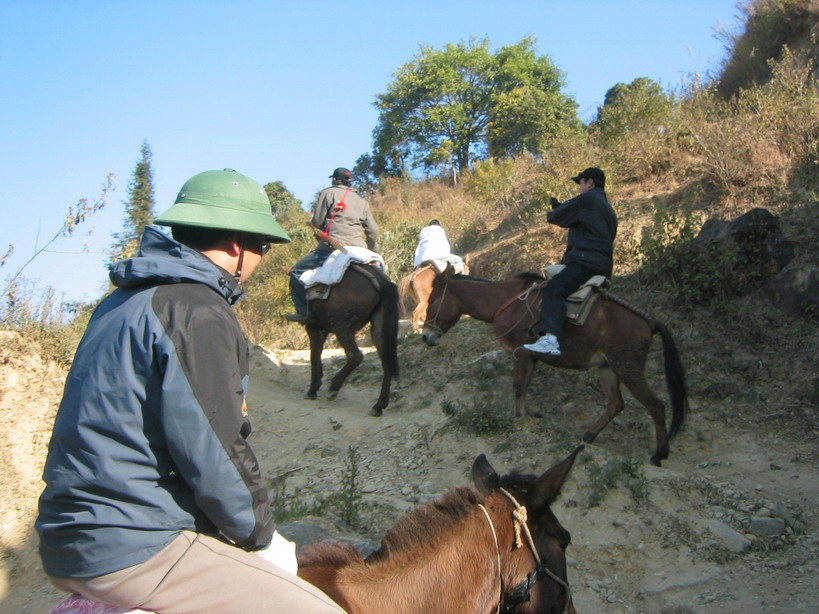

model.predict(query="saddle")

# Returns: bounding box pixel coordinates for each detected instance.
[543,264,608,326]
[306,262,385,302]
[420,257,466,275]
[303,247,385,302]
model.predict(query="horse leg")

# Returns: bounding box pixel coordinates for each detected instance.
[583,365,625,443]
[513,355,538,418]
[327,332,364,402]
[306,327,328,400]
[620,373,670,466]
[368,313,394,417]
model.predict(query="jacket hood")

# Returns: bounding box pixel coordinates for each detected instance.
[109,226,243,303]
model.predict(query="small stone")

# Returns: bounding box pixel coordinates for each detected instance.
[707,519,752,553]
[748,517,786,537]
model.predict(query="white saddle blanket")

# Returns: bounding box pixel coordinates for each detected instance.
[299,247,385,288]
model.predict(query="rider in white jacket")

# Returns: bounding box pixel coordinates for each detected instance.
[413,220,464,270]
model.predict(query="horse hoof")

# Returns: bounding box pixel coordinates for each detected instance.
[582,432,597,443]
[369,407,383,417]
[526,412,542,419]
[328,390,338,401]
[650,456,663,467]
[306,392,318,400]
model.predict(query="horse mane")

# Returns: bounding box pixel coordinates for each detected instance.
[299,539,365,568]
[512,272,546,281]
[451,273,492,282]
[366,486,483,561]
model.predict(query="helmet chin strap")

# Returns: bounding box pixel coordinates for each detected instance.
[233,241,245,281]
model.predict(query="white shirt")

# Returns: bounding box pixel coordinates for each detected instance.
[413,225,451,268]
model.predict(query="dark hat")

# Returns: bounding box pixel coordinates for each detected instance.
[329,167,353,181]
[571,167,606,187]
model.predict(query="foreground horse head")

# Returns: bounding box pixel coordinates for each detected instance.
[298,446,583,614]
[422,266,688,466]
[306,263,400,416]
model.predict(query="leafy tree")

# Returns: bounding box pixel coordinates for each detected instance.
[264,180,301,216]
[371,36,577,178]
[488,85,582,157]
[109,141,156,262]
[593,78,674,146]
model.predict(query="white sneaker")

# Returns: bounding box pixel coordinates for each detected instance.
[523,335,561,355]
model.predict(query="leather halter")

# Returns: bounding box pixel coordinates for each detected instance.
[479,488,572,614]
[422,278,448,336]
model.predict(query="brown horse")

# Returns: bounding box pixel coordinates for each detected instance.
[398,257,469,330]
[50,449,582,614]
[305,263,399,416]
[298,447,583,614]
[421,269,688,466]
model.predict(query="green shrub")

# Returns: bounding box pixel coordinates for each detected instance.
[587,454,649,507]
[442,395,513,434]
[268,473,328,523]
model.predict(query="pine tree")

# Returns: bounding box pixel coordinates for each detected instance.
[109,140,156,262]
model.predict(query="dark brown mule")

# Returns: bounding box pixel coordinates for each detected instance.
[298,447,583,614]
[421,269,688,466]
[398,258,470,330]
[305,263,399,416]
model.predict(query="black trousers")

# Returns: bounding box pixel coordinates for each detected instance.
[537,262,596,336]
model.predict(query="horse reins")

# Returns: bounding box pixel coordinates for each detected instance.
[424,277,539,340]
[491,281,543,340]
[479,488,572,614]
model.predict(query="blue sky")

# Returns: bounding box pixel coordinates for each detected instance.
[1,0,744,304]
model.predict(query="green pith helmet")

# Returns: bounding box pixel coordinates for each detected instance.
[154,169,291,243]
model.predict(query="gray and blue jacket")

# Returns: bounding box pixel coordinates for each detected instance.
[36,226,274,578]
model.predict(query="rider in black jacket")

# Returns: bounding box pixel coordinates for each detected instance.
[523,167,617,356]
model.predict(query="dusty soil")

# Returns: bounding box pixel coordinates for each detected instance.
[1,307,817,614]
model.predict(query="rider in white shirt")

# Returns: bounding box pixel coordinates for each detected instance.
[413,220,464,270]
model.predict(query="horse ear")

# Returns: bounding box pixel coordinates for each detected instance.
[443,263,456,278]
[471,454,500,494]
[528,445,584,509]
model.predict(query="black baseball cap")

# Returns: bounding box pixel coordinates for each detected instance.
[329,167,353,181]
[571,167,606,187]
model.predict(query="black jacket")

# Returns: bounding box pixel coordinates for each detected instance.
[547,187,617,276]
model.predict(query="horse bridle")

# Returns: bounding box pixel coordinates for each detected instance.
[479,488,572,614]
[422,277,448,336]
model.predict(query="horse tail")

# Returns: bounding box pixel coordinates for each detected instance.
[379,278,401,378]
[653,321,689,438]
[397,272,416,319]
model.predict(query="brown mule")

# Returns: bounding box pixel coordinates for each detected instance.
[421,268,688,466]
[48,448,582,614]
[298,447,583,614]
[398,257,470,330]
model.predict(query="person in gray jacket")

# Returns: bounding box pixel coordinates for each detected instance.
[523,167,618,356]
[287,167,379,322]
[36,169,346,614]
